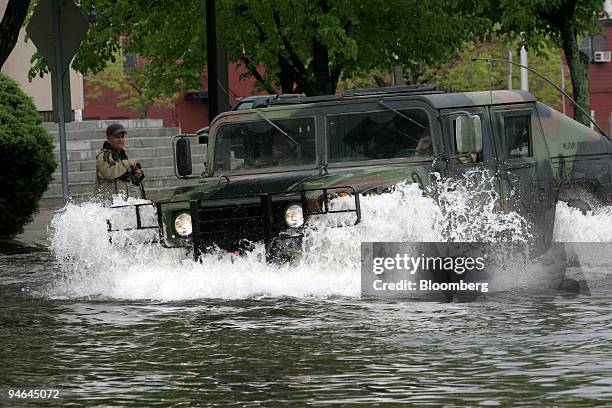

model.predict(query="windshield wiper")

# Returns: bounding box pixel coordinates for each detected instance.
[256,110,299,146]
[378,101,426,129]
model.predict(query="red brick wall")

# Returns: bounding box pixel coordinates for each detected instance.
[83,63,262,133]
[82,84,178,126]
[563,20,612,133]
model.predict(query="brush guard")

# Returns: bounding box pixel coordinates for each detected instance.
[106,203,160,244]
[105,186,361,262]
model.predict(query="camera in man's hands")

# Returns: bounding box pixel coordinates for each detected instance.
[119,162,145,185]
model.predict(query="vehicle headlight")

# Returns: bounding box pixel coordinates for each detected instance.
[285,204,304,228]
[174,212,192,236]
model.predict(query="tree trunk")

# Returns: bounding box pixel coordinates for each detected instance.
[559,18,590,127]
[0,0,31,68]
[311,37,332,95]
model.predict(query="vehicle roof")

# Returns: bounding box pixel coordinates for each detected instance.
[422,90,536,109]
[209,88,538,126]
[259,88,536,110]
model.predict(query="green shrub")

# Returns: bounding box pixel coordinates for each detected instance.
[0,73,56,239]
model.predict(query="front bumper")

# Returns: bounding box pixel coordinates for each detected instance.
[107,186,361,262]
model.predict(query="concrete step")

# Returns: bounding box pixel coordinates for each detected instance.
[53,144,206,162]
[66,154,206,172]
[43,119,165,132]
[51,165,206,184]
[49,127,182,142]
[52,134,199,151]
[44,176,202,197]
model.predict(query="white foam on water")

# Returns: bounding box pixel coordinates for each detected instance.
[46,174,611,301]
[553,201,612,242]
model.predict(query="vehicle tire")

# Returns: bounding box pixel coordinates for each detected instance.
[558,186,603,215]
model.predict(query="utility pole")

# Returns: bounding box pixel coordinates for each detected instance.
[520,47,528,91]
[560,56,566,115]
[392,66,403,86]
[508,51,513,90]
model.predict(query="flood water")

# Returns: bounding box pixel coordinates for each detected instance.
[1,182,612,406]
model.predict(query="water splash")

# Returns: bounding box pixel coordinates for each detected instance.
[46,174,610,301]
[553,201,612,242]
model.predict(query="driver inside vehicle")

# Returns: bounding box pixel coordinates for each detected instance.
[270,133,298,166]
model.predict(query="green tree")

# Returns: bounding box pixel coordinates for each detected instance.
[29,0,487,97]
[480,0,606,126]
[86,52,175,118]
[0,73,56,239]
[218,0,486,95]
[421,40,572,109]
[339,39,572,111]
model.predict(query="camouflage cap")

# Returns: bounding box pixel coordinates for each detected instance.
[106,123,127,137]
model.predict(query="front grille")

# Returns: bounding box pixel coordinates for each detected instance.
[193,198,269,252]
[200,203,264,235]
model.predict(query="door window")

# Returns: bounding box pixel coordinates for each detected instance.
[503,115,531,158]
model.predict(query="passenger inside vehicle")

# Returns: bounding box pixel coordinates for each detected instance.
[331,109,432,162]
[415,131,433,157]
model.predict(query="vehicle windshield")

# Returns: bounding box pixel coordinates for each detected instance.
[214,117,316,173]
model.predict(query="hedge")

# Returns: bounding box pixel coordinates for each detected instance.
[0,73,56,239]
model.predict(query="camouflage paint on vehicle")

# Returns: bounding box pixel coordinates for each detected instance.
[535,102,612,200]
[153,88,610,252]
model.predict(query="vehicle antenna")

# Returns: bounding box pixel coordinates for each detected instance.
[487,58,493,106]
[471,56,610,140]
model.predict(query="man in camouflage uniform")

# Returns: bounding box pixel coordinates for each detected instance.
[96,123,144,201]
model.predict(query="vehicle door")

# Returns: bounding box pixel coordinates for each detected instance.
[491,104,555,246]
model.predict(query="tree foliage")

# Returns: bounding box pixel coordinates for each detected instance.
[339,38,572,111]
[421,40,572,109]
[25,0,605,122]
[29,0,487,97]
[217,0,487,95]
[0,73,56,239]
[477,0,606,126]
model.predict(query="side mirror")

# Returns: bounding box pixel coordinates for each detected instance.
[175,137,193,176]
[455,114,482,154]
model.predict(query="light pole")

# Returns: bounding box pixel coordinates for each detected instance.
[206,0,230,121]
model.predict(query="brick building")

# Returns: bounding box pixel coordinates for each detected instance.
[82,62,260,134]
[563,10,612,133]
[588,17,612,133]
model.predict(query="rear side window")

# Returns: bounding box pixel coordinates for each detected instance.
[327,109,432,163]
[503,114,531,158]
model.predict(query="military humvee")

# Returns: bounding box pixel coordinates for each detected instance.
[109,85,612,260]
